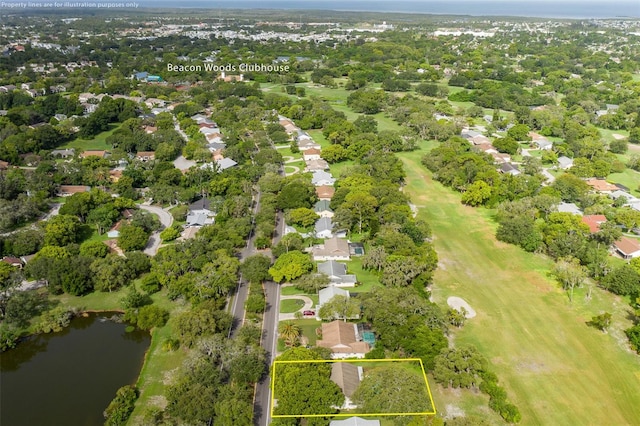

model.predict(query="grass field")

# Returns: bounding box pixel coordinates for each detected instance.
[58,123,120,151]
[398,149,640,425]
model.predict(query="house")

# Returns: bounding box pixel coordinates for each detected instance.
[143,125,157,134]
[557,156,574,170]
[187,197,215,227]
[475,143,498,155]
[303,148,322,161]
[461,128,482,140]
[317,260,357,287]
[469,134,491,145]
[200,127,219,136]
[312,236,351,261]
[135,151,156,162]
[557,202,582,216]
[318,286,350,310]
[314,200,334,218]
[535,139,553,150]
[316,320,370,358]
[50,148,75,159]
[216,158,238,171]
[58,185,91,196]
[311,171,336,186]
[499,162,521,176]
[190,114,209,123]
[0,160,10,170]
[298,138,321,151]
[107,220,123,238]
[206,142,226,153]
[586,179,618,194]
[2,256,23,268]
[330,417,380,426]
[206,133,224,143]
[316,185,335,200]
[305,158,330,172]
[613,237,640,259]
[315,217,334,239]
[609,190,640,204]
[330,362,363,408]
[581,215,607,234]
[80,150,110,159]
[491,152,511,164]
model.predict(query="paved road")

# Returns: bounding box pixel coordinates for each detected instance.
[138,204,173,256]
[229,189,262,338]
[254,209,285,426]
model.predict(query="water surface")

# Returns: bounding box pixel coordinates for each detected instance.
[0,314,150,426]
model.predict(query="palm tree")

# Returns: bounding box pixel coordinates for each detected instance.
[278,321,301,347]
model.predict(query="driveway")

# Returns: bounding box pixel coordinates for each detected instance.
[278,295,314,320]
[541,168,556,185]
[173,155,196,171]
[138,204,174,256]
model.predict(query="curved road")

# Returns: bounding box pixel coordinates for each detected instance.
[139,204,174,256]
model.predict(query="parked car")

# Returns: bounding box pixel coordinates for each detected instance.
[303,310,315,316]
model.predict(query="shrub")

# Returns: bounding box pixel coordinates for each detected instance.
[625,324,640,354]
[129,305,169,330]
[140,273,161,294]
[245,293,266,314]
[103,385,138,426]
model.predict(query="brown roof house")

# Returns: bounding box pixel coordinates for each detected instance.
[2,256,23,268]
[305,158,330,172]
[312,236,351,261]
[330,362,363,409]
[581,215,607,234]
[613,237,640,260]
[303,148,322,161]
[586,179,619,194]
[80,150,110,159]
[317,320,370,359]
[316,185,335,201]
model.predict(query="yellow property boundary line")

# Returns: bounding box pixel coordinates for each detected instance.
[270,358,437,418]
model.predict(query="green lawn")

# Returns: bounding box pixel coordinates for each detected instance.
[307,129,331,149]
[608,168,640,196]
[398,149,640,425]
[58,123,120,151]
[329,160,356,178]
[280,298,305,313]
[291,318,321,346]
[346,256,383,294]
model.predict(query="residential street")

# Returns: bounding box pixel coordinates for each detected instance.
[253,210,285,426]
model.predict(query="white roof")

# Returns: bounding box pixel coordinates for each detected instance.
[216,158,238,170]
[557,202,582,215]
[319,286,349,307]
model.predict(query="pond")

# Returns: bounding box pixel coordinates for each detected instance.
[0,313,151,426]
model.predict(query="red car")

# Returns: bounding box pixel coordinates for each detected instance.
[303,310,315,316]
